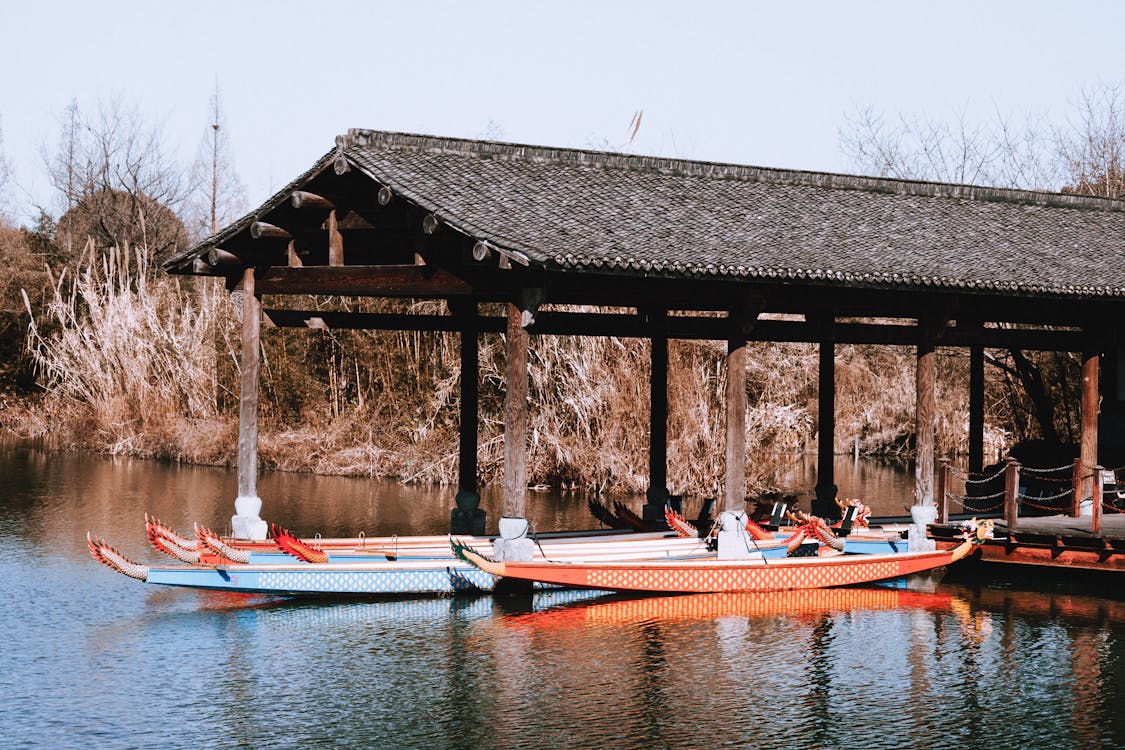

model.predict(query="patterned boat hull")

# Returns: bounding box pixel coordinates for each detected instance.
[458,541,975,593]
[145,561,552,595]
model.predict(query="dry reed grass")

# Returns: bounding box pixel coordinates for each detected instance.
[6,246,1012,495]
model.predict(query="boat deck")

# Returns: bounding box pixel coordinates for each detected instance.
[930,512,1125,573]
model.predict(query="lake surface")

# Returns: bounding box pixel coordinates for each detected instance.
[1,442,1123,749]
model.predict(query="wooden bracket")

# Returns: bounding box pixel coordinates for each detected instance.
[519,287,547,327]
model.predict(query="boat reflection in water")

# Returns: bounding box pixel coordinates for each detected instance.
[499,586,959,630]
[4,443,1125,750]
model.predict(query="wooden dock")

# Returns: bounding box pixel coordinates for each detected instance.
[931,513,1125,573]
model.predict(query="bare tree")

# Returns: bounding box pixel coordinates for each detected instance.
[186,84,247,241]
[1057,85,1125,198]
[839,104,1058,189]
[838,90,1125,448]
[44,98,189,265]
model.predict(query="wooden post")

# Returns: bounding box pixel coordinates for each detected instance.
[327,209,344,266]
[458,312,479,499]
[1080,349,1100,504]
[237,267,260,502]
[502,303,528,519]
[969,343,985,474]
[937,457,950,523]
[813,339,837,516]
[451,306,483,535]
[1092,464,1104,535]
[646,326,669,510]
[1004,457,1020,531]
[915,340,937,505]
[1071,457,1083,518]
[725,332,747,513]
[233,266,266,539]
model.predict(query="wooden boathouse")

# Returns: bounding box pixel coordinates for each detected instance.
[163,129,1125,564]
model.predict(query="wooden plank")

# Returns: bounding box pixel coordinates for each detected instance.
[725,330,747,513]
[503,303,528,518]
[915,341,936,505]
[237,267,261,501]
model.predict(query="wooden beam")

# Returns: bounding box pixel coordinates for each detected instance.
[237,267,261,502]
[290,190,335,210]
[503,303,529,519]
[255,307,1102,352]
[250,222,292,240]
[256,266,475,297]
[206,247,243,267]
[286,240,302,268]
[327,209,344,266]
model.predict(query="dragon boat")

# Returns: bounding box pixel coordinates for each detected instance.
[144,514,731,565]
[451,520,993,594]
[89,526,809,596]
[142,517,810,567]
[663,503,909,555]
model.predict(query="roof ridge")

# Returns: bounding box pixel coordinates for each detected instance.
[340,128,1125,213]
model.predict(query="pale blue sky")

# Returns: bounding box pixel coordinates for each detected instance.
[1,0,1123,223]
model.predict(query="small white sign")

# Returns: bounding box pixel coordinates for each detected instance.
[1102,469,1117,486]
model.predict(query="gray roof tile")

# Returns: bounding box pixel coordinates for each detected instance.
[169,129,1125,300]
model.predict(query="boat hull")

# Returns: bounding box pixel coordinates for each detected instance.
[146,561,544,596]
[471,543,972,594]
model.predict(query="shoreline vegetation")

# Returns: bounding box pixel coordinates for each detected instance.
[4,90,1117,495]
[0,244,1013,497]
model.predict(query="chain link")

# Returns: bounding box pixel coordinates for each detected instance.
[958,490,1006,501]
[948,465,1006,484]
[1017,487,1074,502]
[1019,498,1072,512]
[1021,463,1077,474]
[963,498,1004,512]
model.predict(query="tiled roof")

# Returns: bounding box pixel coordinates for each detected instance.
[169,129,1125,299]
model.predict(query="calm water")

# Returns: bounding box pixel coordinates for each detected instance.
[2,442,1123,750]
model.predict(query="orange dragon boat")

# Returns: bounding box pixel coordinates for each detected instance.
[452,520,993,593]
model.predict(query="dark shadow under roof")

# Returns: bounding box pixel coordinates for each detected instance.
[168,129,1125,300]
